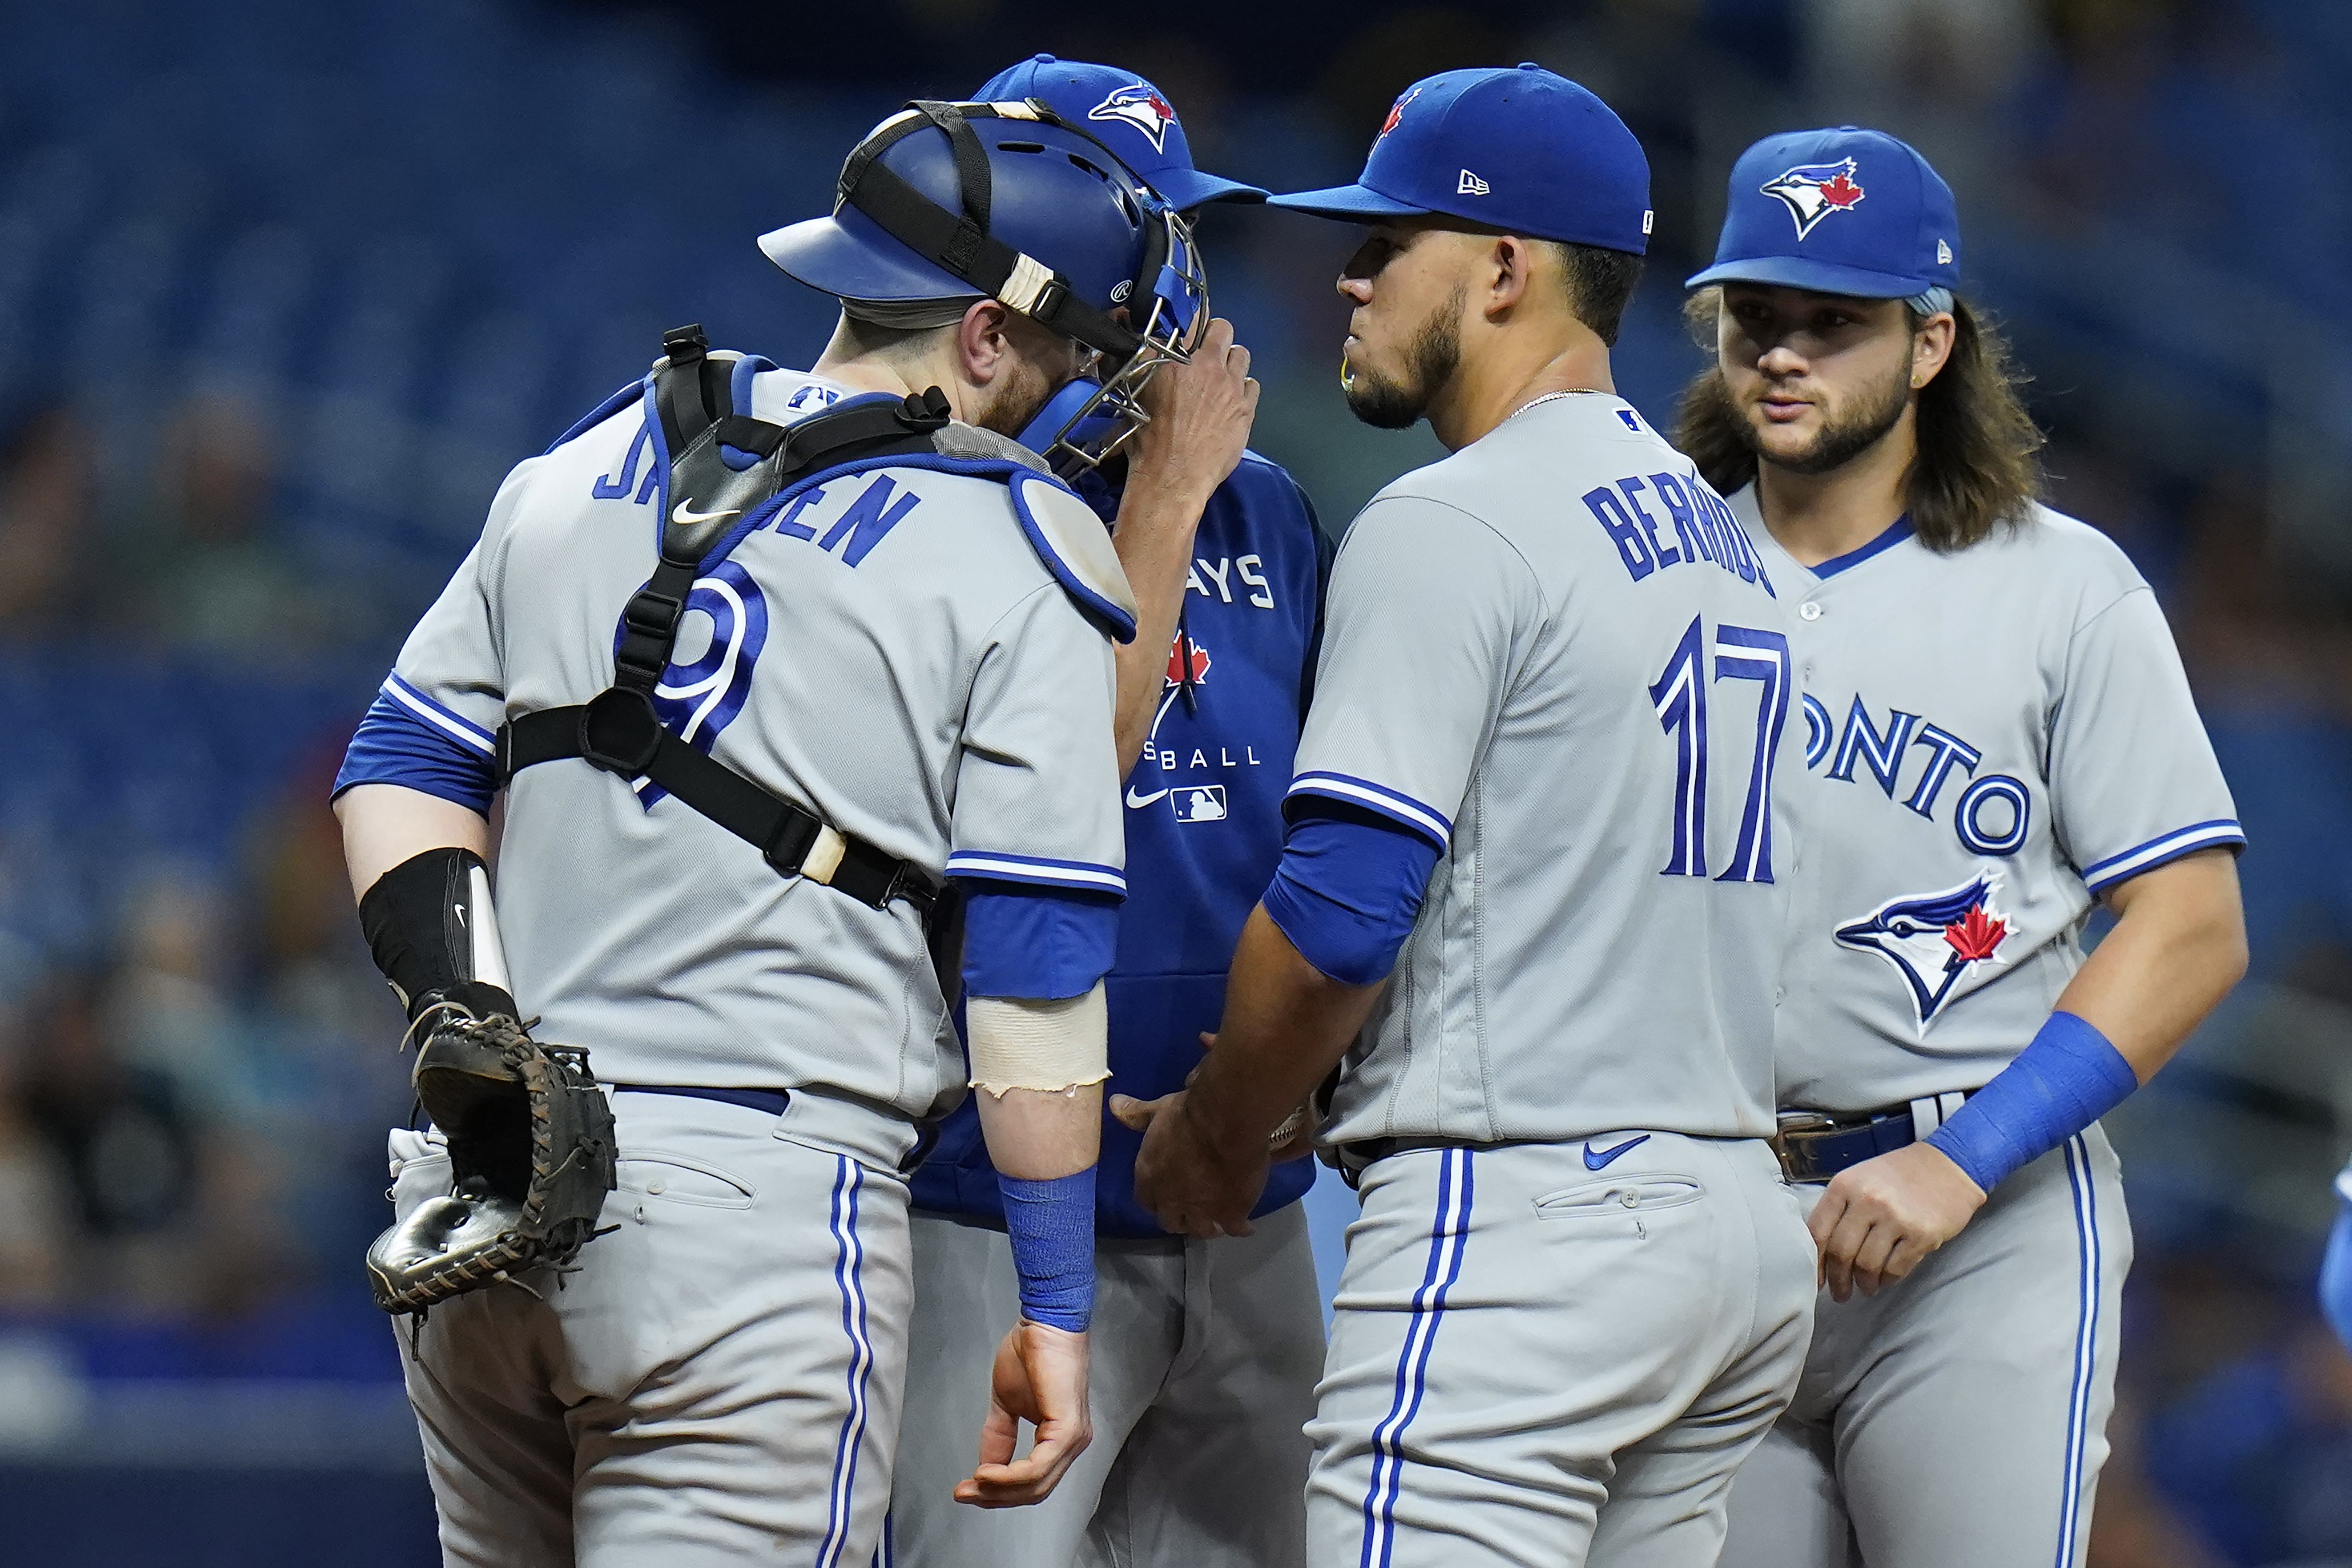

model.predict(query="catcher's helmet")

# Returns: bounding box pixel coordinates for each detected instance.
[762,99,1208,474]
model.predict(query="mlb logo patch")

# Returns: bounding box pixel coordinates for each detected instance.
[1172,785,1228,823]
[1760,157,1866,240]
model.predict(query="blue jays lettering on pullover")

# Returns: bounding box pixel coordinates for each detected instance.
[910,450,1333,1237]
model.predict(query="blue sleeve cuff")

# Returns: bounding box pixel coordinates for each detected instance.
[333,682,498,814]
[959,886,1119,1000]
[1260,808,1440,986]
[1925,1011,2138,1193]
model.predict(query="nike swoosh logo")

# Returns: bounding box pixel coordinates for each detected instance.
[671,500,740,526]
[1583,1134,1650,1170]
[1125,786,1172,809]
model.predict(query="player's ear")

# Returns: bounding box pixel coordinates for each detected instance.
[1483,233,1533,320]
[1910,308,1957,391]
[956,300,1015,389]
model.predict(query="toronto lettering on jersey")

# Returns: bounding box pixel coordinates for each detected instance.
[1802,690,2033,857]
[1582,469,1774,595]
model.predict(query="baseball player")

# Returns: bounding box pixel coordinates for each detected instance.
[1677,129,2251,1567]
[890,57,1332,1568]
[1131,66,1818,1566]
[330,101,1228,1565]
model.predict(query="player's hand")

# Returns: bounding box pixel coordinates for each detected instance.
[1123,318,1258,510]
[1127,1088,1269,1239]
[1809,1141,1987,1303]
[953,1319,1092,1509]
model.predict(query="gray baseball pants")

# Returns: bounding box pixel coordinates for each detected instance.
[886,1202,1327,1567]
[385,1090,912,1568]
[1308,1135,1816,1568]
[1718,1127,2131,1568]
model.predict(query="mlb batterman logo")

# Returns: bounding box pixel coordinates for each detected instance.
[1089,82,1179,155]
[1761,157,1867,240]
[1835,872,2012,1031]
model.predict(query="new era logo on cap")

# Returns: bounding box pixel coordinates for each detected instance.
[1457,168,1490,195]
[1937,238,1953,264]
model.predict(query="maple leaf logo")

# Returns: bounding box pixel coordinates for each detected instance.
[1165,634,1211,688]
[1378,87,1421,141]
[1942,903,2008,964]
[1820,172,1864,208]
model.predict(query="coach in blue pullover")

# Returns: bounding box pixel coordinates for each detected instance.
[892,56,1332,1568]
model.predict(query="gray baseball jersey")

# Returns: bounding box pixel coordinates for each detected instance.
[386,365,1130,1133]
[1729,489,2244,1112]
[1294,393,1800,1147]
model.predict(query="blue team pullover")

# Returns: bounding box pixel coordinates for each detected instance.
[910,450,1333,1238]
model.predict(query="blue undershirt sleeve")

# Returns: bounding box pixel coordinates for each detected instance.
[333,687,497,815]
[1260,805,1441,986]
[957,884,1120,1001]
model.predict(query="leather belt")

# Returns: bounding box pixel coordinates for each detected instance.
[1771,1091,1974,1184]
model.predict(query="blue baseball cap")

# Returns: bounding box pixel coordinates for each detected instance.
[972,55,1267,209]
[1687,127,1961,299]
[1269,65,1651,254]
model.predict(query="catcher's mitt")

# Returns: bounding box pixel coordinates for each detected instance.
[366,1011,618,1317]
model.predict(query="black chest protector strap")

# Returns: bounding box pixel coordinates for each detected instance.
[496,326,952,921]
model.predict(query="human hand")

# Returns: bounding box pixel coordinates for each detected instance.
[1124,1088,1269,1239]
[1123,318,1257,510]
[953,1320,1092,1508]
[1809,1141,1987,1303]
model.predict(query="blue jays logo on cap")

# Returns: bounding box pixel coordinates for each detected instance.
[1686,127,1959,300]
[1376,87,1421,143]
[1090,82,1179,155]
[1836,873,2011,1030]
[1760,157,1866,240]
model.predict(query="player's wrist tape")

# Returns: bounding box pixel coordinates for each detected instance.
[1924,1011,2136,1193]
[998,1168,1096,1332]
[358,847,517,1025]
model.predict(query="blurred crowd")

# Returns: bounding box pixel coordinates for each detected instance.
[0,0,2347,1558]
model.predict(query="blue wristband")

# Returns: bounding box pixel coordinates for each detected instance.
[1925,1011,2137,1193]
[998,1168,1097,1332]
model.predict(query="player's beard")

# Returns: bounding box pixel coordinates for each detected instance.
[1743,356,1912,475]
[1343,284,1465,430]
[972,351,1064,438]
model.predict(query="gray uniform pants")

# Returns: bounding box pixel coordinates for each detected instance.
[1719,1127,2131,1568]
[888,1203,1326,1567]
[1308,1135,1816,1568]
[385,1091,912,1568]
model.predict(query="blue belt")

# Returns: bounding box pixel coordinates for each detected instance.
[612,1084,792,1117]
[1771,1091,1974,1184]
